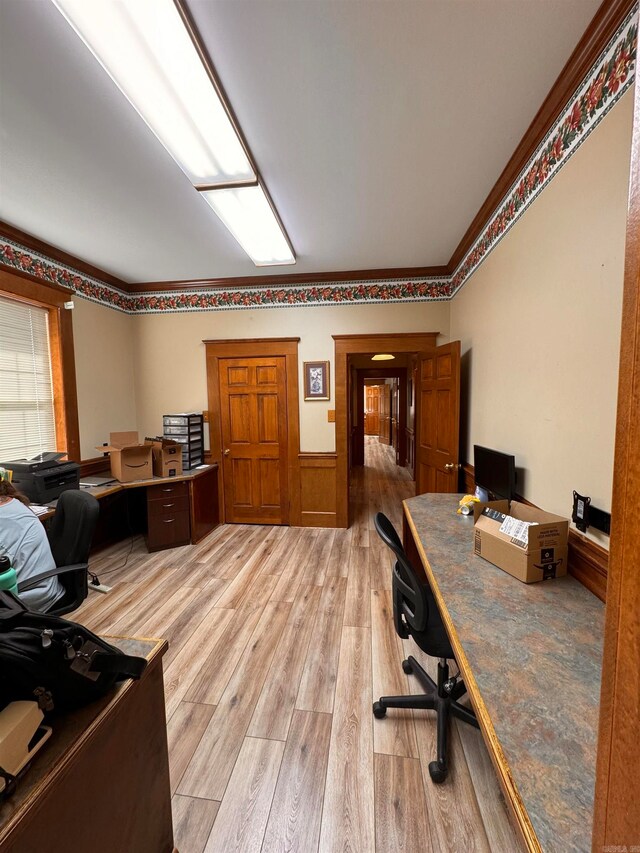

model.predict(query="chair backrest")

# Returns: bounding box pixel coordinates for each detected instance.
[374,512,428,634]
[48,489,100,569]
[46,490,99,613]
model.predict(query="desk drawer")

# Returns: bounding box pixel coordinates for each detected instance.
[147,509,190,552]
[147,481,188,501]
[147,494,190,518]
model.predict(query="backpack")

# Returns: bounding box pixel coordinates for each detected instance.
[0,591,147,716]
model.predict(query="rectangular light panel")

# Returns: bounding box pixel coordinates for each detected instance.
[52,0,255,185]
[201,185,295,266]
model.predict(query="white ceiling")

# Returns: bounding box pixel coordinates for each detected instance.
[0,0,602,283]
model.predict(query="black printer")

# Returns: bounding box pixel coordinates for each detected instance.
[1,452,80,504]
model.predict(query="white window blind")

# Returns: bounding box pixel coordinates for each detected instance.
[0,295,57,461]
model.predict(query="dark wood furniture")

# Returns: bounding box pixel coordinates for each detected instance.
[41,465,219,553]
[0,638,174,853]
[403,493,605,853]
[147,479,191,552]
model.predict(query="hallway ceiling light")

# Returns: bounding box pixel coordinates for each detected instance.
[371,354,396,361]
[51,0,296,267]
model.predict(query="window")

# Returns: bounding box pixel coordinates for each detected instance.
[0,294,57,460]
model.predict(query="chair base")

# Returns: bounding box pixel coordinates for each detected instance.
[372,655,480,783]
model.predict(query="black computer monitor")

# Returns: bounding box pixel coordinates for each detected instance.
[473,445,516,500]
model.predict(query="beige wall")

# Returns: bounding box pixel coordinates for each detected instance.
[73,296,137,458]
[450,89,633,546]
[132,301,450,452]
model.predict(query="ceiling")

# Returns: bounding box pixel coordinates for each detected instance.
[0,0,602,284]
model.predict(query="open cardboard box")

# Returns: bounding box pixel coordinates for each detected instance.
[145,438,183,478]
[98,432,153,483]
[473,499,569,583]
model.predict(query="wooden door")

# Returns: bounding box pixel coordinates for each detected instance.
[391,379,399,457]
[379,384,391,444]
[364,385,380,435]
[219,356,288,524]
[415,341,461,494]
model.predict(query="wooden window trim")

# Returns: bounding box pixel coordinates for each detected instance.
[0,267,80,462]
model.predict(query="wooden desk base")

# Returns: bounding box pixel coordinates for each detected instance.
[0,640,173,853]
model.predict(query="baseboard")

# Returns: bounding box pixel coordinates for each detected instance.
[299,511,338,528]
[462,461,608,600]
[567,531,608,602]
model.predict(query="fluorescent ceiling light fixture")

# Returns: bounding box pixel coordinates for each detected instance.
[201,185,295,267]
[371,354,395,361]
[52,0,254,185]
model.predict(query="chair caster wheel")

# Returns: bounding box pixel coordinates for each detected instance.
[373,701,387,719]
[428,761,447,784]
[402,659,413,674]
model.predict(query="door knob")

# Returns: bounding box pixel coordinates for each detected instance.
[224,449,230,456]
[444,462,461,471]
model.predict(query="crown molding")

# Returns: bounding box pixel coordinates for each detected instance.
[126,264,449,293]
[0,221,128,292]
[0,0,636,313]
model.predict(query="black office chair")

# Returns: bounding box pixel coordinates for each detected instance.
[372,512,479,783]
[17,490,100,616]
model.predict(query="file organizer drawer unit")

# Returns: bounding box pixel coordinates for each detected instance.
[146,487,190,551]
[163,413,204,471]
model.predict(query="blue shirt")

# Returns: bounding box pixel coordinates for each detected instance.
[0,498,64,612]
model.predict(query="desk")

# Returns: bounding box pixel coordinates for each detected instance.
[403,493,604,853]
[41,464,219,552]
[0,637,174,853]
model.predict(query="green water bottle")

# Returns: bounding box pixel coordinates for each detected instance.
[0,555,18,597]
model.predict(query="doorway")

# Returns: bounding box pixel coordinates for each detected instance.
[334,334,463,526]
[204,337,301,525]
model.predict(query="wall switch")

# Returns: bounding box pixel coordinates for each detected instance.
[327,409,336,423]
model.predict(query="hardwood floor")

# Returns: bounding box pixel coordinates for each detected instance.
[77,436,522,852]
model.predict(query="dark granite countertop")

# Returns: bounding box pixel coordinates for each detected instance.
[404,493,604,853]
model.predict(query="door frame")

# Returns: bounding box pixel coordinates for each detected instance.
[592,71,640,849]
[355,368,408,466]
[333,332,438,527]
[204,337,301,525]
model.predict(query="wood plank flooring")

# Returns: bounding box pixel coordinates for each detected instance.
[77,436,522,853]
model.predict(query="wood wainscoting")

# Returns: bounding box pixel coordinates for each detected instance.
[462,462,609,602]
[298,453,338,528]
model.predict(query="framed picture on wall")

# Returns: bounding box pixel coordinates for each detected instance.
[303,361,330,400]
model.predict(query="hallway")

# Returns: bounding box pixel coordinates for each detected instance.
[75,442,522,852]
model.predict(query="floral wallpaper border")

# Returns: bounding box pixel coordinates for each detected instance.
[0,7,636,315]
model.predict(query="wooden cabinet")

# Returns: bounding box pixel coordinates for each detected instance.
[146,480,191,552]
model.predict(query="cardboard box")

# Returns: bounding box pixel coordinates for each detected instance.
[473,499,569,583]
[145,439,183,478]
[98,432,153,483]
